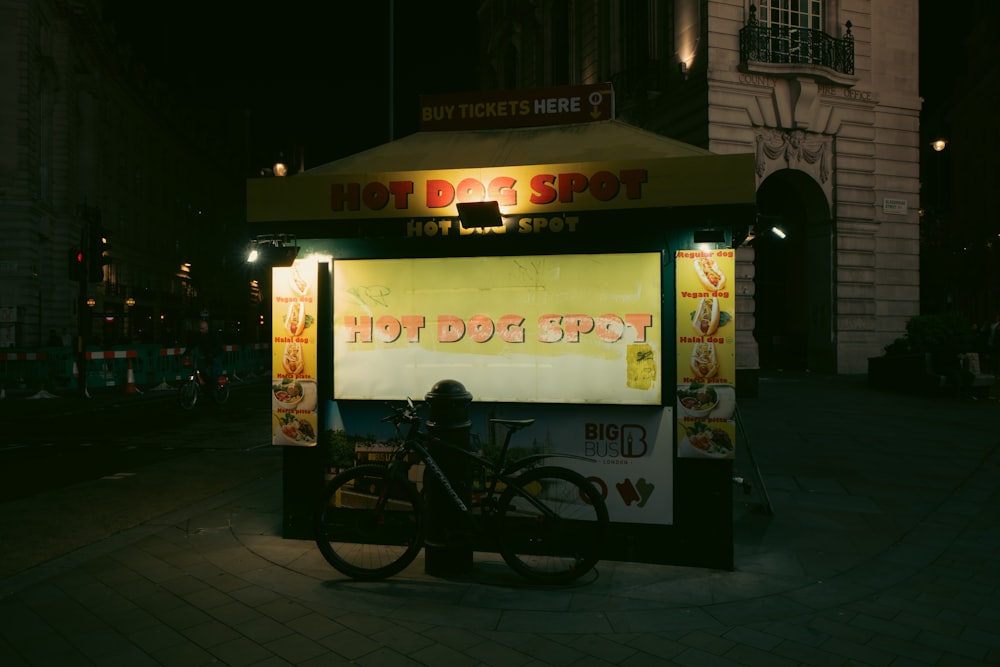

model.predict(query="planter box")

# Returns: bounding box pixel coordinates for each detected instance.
[868,353,944,394]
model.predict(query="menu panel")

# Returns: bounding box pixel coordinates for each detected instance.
[674,250,736,459]
[271,262,319,446]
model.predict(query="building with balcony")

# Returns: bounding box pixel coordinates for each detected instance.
[0,0,247,350]
[476,0,921,376]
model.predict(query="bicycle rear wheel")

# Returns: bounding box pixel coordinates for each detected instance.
[178,380,198,410]
[314,464,424,581]
[497,466,608,584]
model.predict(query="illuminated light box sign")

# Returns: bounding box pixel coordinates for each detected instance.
[333,253,662,404]
[271,262,319,446]
[674,249,737,460]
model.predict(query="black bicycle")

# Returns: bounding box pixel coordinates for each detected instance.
[177,367,230,410]
[314,399,609,584]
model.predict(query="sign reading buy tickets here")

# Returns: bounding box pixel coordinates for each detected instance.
[271,262,319,446]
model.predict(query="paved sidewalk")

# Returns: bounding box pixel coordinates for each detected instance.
[1,372,998,666]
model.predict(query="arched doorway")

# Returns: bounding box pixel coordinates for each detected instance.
[754,169,834,372]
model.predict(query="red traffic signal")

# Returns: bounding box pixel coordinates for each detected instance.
[68,246,85,281]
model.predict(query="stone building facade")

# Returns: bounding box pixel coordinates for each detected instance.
[476,0,921,375]
[0,0,244,349]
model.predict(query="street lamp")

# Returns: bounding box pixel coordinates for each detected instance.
[931,138,948,152]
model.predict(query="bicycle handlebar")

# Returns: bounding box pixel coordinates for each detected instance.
[380,398,422,427]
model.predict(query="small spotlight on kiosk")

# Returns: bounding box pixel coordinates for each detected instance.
[457,201,504,229]
[246,235,300,267]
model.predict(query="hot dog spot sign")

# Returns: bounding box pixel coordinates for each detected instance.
[675,249,736,459]
[271,262,319,446]
[333,253,662,404]
[246,155,755,223]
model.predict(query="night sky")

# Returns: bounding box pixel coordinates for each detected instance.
[101,2,985,174]
[102,1,481,171]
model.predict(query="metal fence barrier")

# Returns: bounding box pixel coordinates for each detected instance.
[0,343,271,395]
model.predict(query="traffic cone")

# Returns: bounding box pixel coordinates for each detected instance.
[125,360,142,394]
[27,388,58,399]
[151,376,173,391]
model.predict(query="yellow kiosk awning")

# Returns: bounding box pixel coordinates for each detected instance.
[247,120,755,223]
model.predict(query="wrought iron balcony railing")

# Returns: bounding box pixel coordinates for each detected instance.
[739,6,854,76]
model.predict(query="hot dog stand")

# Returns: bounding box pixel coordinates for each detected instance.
[250,84,755,570]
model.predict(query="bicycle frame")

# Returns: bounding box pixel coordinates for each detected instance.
[314,402,610,583]
[189,368,229,388]
[387,418,596,521]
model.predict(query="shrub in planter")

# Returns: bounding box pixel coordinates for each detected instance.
[871,313,975,392]
[889,313,973,369]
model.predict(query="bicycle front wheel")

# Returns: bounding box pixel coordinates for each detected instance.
[213,382,230,405]
[497,466,608,584]
[314,464,424,581]
[177,380,198,410]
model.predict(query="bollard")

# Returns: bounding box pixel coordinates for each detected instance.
[423,379,474,577]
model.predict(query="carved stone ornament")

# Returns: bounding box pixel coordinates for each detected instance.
[754,129,829,183]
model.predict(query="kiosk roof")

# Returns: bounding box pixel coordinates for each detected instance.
[306,121,714,174]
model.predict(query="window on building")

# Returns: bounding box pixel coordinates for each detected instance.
[758,0,823,31]
[758,0,824,64]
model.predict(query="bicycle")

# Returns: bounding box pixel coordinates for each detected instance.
[314,399,609,584]
[177,368,231,410]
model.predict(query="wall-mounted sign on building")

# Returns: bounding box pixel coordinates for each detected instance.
[882,198,908,215]
[418,83,615,131]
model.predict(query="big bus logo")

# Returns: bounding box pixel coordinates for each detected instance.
[583,423,647,459]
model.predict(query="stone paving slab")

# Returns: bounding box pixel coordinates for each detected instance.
[1,372,999,665]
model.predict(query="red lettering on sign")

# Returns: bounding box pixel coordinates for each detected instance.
[388,181,414,209]
[455,178,486,203]
[401,315,425,342]
[529,174,557,204]
[589,171,620,201]
[467,314,495,342]
[363,182,389,210]
[331,183,361,211]
[498,315,525,343]
[488,176,517,207]
[375,315,401,342]
[620,170,648,198]
[438,315,465,342]
[343,315,372,342]
[625,314,652,342]
[426,180,455,208]
[563,314,595,342]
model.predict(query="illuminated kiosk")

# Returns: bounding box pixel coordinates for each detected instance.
[251,85,755,571]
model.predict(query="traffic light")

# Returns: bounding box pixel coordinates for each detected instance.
[67,246,85,281]
[86,209,108,283]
